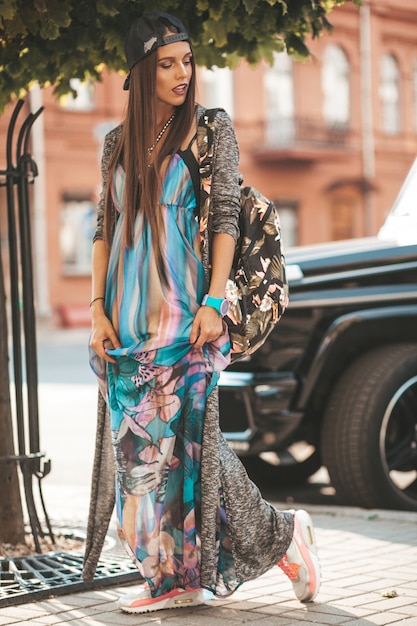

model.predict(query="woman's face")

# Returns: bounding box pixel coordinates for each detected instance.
[156,41,193,112]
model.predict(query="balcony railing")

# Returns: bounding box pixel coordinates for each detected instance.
[264,116,351,149]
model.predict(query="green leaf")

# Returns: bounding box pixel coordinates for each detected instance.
[96,0,120,17]
[0,0,19,20]
[33,0,47,11]
[43,0,72,27]
[202,18,228,47]
[2,13,28,37]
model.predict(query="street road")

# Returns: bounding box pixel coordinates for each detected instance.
[36,326,98,526]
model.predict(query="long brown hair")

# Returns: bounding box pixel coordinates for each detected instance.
[104,25,196,279]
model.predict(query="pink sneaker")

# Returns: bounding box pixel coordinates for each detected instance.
[117,583,205,614]
[278,509,320,602]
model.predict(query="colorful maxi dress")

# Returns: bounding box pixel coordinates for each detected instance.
[90,152,234,598]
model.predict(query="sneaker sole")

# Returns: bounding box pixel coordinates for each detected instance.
[293,510,320,602]
[118,588,205,614]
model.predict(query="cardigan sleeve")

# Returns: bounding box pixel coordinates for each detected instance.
[93,125,122,242]
[210,110,241,242]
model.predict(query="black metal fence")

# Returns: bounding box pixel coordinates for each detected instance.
[0,99,53,551]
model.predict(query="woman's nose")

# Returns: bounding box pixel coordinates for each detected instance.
[176,62,187,78]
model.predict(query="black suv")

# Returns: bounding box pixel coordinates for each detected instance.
[218,159,417,512]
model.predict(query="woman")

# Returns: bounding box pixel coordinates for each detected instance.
[88,11,320,614]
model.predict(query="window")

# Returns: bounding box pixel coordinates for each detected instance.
[380,54,400,134]
[60,198,96,275]
[264,52,295,145]
[275,201,298,247]
[322,45,350,127]
[60,78,95,112]
[199,67,234,116]
[330,197,356,240]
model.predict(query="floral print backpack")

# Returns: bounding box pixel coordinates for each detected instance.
[198,108,289,363]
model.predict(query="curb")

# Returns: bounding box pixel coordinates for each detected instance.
[274,501,417,523]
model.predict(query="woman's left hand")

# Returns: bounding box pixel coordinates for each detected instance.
[190,306,224,347]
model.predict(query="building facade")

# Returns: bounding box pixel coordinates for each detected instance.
[1,0,416,325]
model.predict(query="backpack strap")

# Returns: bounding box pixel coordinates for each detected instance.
[197,107,223,235]
[197,108,219,176]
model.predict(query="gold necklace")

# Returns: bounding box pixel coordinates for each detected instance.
[147,113,175,158]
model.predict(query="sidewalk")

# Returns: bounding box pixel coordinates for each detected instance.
[0,505,416,626]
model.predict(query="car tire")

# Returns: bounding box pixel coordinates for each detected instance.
[321,343,417,511]
[241,445,322,486]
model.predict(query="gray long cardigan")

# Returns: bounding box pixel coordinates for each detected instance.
[82,106,293,592]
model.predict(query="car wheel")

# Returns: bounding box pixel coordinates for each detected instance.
[241,442,322,486]
[321,343,417,511]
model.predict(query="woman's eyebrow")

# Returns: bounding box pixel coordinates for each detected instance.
[158,52,192,62]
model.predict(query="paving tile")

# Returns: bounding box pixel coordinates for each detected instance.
[394,604,417,617]
[0,617,23,626]
[28,603,121,624]
[78,610,156,625]
[152,607,245,624]
[329,592,393,608]
[19,614,91,625]
[44,596,110,609]
[322,588,380,601]
[279,608,350,624]
[251,603,314,617]
[359,596,417,612]
[198,598,232,609]
[0,620,40,626]
[329,575,381,588]
[310,592,360,603]
[345,620,393,626]
[237,615,296,626]
[0,605,51,621]
[20,613,71,626]
[303,602,377,619]
[214,599,278,612]
[32,612,166,625]
[67,590,121,602]
[354,612,417,625]
[349,579,414,593]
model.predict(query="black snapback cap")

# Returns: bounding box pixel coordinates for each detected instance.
[124,12,189,82]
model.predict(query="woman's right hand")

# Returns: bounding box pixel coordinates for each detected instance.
[89,301,121,363]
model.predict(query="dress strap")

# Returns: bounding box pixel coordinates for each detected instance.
[178,135,200,212]
[186,133,197,151]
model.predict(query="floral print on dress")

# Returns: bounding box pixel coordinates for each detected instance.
[108,348,235,597]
